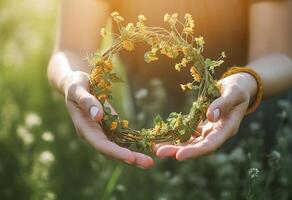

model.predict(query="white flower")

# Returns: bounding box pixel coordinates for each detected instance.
[39,151,55,165]
[25,112,42,127]
[248,168,260,180]
[249,122,261,132]
[17,125,34,145]
[135,88,148,100]
[42,131,55,142]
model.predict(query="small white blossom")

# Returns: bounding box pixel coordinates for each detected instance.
[39,151,55,165]
[25,112,42,128]
[42,131,55,142]
[17,125,34,145]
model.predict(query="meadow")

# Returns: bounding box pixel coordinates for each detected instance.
[0,0,292,199]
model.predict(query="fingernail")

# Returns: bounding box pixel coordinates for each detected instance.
[124,160,132,165]
[90,106,99,120]
[213,108,220,121]
[137,165,146,169]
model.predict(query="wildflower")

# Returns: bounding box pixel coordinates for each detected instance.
[138,14,146,22]
[195,36,205,47]
[135,88,148,99]
[183,13,194,35]
[90,67,102,84]
[175,63,181,71]
[42,131,55,142]
[104,60,113,71]
[100,28,106,38]
[144,50,158,63]
[25,112,42,127]
[97,79,111,89]
[163,13,170,22]
[160,45,178,59]
[168,13,178,27]
[180,84,187,91]
[121,120,129,128]
[181,58,188,67]
[186,83,193,90]
[248,168,260,181]
[111,12,124,23]
[17,125,34,145]
[39,151,55,165]
[98,93,108,100]
[123,40,135,51]
[154,125,161,132]
[221,51,226,58]
[111,121,118,130]
[190,66,201,81]
[182,27,194,35]
[125,23,135,36]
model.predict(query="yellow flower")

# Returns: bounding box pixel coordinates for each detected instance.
[195,36,205,47]
[110,121,118,130]
[164,13,170,22]
[98,94,108,100]
[104,60,113,71]
[111,12,124,23]
[221,51,226,58]
[121,120,129,128]
[90,67,102,84]
[175,63,181,71]
[123,40,135,51]
[154,125,161,133]
[170,13,178,27]
[190,66,201,81]
[182,27,194,35]
[181,58,188,67]
[186,83,193,90]
[180,84,187,91]
[138,14,146,22]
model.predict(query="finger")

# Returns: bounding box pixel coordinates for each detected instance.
[156,137,196,158]
[207,86,245,122]
[67,101,135,164]
[132,152,154,169]
[156,145,181,158]
[67,82,104,121]
[176,106,245,161]
[152,142,172,152]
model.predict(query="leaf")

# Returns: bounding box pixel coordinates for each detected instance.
[104,107,112,115]
[154,114,163,126]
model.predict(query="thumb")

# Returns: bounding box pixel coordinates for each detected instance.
[78,89,104,121]
[207,88,240,122]
[67,83,104,121]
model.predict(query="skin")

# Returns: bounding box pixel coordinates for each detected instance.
[48,0,292,168]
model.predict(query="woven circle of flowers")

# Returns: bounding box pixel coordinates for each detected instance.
[89,12,225,153]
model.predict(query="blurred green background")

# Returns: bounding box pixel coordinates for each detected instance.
[1,0,292,200]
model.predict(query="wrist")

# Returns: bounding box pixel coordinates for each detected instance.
[238,72,258,101]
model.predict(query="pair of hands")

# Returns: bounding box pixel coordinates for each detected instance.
[63,71,257,169]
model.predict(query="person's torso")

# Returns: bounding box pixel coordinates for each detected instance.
[111,0,249,115]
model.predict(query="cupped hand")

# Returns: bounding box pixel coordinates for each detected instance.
[63,71,154,169]
[155,72,257,161]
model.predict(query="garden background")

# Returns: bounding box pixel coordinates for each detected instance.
[0,0,292,199]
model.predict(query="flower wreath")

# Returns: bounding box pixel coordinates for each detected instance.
[89,12,225,153]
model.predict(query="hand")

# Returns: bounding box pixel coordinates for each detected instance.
[63,71,154,169]
[155,72,258,161]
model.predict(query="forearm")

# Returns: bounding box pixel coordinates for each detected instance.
[248,54,292,98]
[48,50,89,94]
